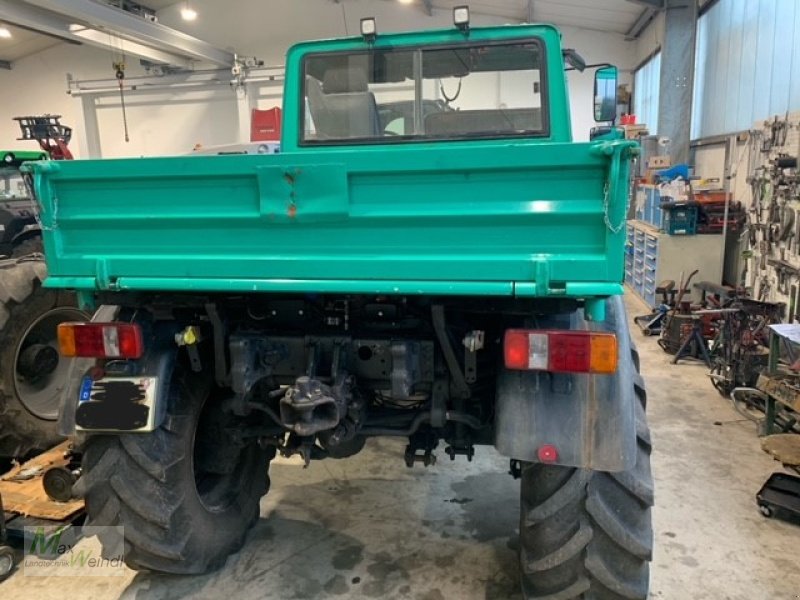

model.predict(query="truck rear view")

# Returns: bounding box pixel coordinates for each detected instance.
[27,17,652,600]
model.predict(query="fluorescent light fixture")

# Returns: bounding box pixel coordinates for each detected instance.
[454,5,470,30]
[360,17,377,40]
[398,0,414,4]
[0,26,12,39]
[180,3,198,21]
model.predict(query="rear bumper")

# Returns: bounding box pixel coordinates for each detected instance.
[45,276,623,298]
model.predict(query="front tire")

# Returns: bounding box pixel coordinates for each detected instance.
[519,350,653,599]
[75,362,272,574]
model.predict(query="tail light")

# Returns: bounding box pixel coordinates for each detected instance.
[504,329,617,374]
[58,322,144,359]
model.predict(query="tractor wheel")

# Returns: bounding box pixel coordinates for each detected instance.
[0,259,86,459]
[75,360,273,574]
[0,545,14,582]
[519,345,653,599]
[11,237,44,258]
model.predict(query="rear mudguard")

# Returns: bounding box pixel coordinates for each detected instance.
[57,305,177,437]
[494,295,638,472]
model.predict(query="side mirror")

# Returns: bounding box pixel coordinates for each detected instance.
[594,65,618,123]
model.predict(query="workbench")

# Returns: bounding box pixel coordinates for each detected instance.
[760,324,800,435]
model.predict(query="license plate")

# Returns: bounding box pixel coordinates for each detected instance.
[75,376,158,432]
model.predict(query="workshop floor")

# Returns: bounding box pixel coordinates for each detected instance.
[2,291,799,600]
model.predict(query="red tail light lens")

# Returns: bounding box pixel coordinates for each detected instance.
[58,322,144,359]
[504,330,617,374]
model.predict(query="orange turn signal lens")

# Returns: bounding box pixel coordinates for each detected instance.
[589,333,618,374]
[57,323,77,357]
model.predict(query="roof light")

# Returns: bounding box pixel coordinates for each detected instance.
[504,330,618,374]
[398,0,414,4]
[58,322,144,360]
[453,6,470,31]
[180,2,197,21]
[0,26,12,39]
[361,17,377,41]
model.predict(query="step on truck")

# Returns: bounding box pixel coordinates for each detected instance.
[26,14,653,599]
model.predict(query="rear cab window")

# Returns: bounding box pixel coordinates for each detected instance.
[301,39,548,145]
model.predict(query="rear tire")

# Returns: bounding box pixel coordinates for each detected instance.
[75,362,273,574]
[11,237,43,258]
[519,347,653,599]
[0,259,86,459]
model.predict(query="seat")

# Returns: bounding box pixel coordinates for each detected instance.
[425,108,542,136]
[306,68,381,140]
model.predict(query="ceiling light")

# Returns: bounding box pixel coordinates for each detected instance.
[398,0,415,4]
[180,3,198,21]
[0,27,12,39]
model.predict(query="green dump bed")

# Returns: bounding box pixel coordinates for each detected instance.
[28,140,634,301]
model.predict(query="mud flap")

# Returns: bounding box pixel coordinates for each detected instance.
[493,295,637,472]
[57,305,177,437]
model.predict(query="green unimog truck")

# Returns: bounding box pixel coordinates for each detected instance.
[26,16,652,600]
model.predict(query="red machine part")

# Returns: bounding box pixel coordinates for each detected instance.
[14,115,74,160]
[251,107,282,142]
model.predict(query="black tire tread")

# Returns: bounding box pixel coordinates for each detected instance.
[520,343,653,600]
[75,370,270,574]
[0,259,64,458]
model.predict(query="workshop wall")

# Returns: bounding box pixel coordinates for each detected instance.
[693,111,800,312]
[0,0,635,157]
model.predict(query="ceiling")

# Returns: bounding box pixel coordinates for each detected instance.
[135,0,180,10]
[428,0,646,34]
[0,22,62,63]
[0,0,654,66]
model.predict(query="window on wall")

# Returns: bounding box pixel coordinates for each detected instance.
[633,52,661,135]
[692,0,800,139]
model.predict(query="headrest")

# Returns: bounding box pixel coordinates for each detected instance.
[323,68,369,94]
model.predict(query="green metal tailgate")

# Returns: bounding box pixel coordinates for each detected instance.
[26,140,634,301]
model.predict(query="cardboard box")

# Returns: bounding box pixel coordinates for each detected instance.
[647,155,671,169]
[623,124,649,140]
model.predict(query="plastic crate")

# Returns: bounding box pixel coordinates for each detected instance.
[662,204,697,235]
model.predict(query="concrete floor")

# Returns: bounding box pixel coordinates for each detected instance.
[1,291,799,599]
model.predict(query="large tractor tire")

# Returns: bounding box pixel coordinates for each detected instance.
[11,237,44,258]
[519,345,653,599]
[0,258,86,459]
[75,360,273,574]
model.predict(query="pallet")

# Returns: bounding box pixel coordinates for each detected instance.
[0,441,83,520]
[761,434,800,467]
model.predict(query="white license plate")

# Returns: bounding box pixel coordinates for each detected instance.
[75,376,159,433]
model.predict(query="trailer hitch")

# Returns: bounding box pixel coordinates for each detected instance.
[280,375,351,437]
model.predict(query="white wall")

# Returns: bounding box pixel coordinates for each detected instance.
[559,25,634,141]
[0,0,637,155]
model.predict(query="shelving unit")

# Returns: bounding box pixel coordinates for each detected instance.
[625,219,725,307]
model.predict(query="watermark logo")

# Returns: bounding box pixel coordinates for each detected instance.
[22,525,126,577]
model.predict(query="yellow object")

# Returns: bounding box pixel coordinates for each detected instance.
[176,325,201,346]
